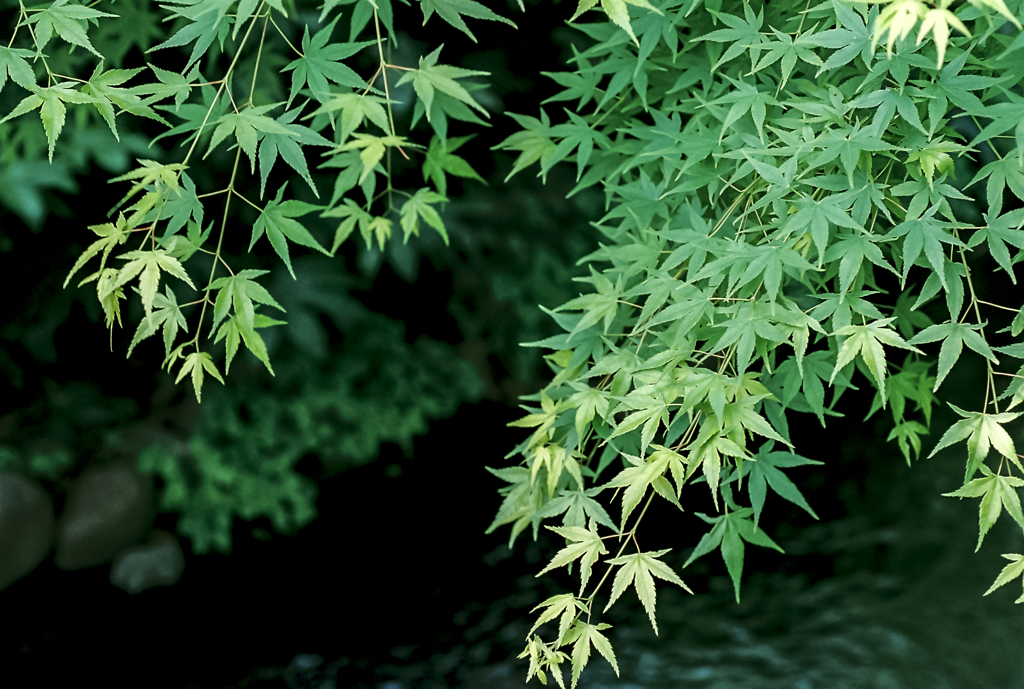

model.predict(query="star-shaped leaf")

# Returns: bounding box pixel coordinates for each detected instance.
[249,184,328,278]
[282,16,372,105]
[943,466,1024,551]
[536,524,608,594]
[602,549,691,634]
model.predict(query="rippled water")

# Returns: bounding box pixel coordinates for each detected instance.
[245,432,1024,689]
[248,397,1024,689]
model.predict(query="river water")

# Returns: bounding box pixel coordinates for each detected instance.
[3,388,1021,689]
[235,390,1024,689]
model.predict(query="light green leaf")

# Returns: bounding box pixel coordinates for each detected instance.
[250,184,328,278]
[536,524,608,594]
[929,405,1023,480]
[983,553,1024,603]
[399,187,448,243]
[27,0,117,58]
[562,621,618,689]
[420,0,517,42]
[603,549,692,633]
[0,47,36,96]
[174,350,224,403]
[113,249,196,315]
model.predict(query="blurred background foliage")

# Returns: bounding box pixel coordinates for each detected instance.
[0,0,599,555]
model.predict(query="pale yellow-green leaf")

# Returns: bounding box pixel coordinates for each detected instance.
[983,553,1024,602]
[872,0,929,56]
[537,524,607,594]
[967,0,1022,29]
[175,351,224,403]
[916,8,970,68]
[602,549,691,634]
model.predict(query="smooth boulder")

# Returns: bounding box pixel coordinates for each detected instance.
[0,472,55,591]
[110,530,185,594]
[55,461,153,570]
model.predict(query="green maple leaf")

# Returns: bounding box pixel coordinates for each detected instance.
[822,233,894,293]
[908,322,998,391]
[152,173,205,240]
[114,249,196,315]
[282,16,372,105]
[536,524,608,594]
[257,104,334,198]
[983,553,1024,603]
[969,154,1024,216]
[888,420,930,465]
[967,208,1024,284]
[943,466,1024,551]
[0,47,36,96]
[967,0,1022,29]
[419,0,517,42]
[174,350,224,403]
[871,0,928,57]
[0,83,100,162]
[127,285,188,358]
[82,62,168,141]
[692,3,765,71]
[396,46,490,124]
[205,102,294,173]
[527,593,589,646]
[231,0,286,40]
[485,466,546,547]
[213,311,282,375]
[743,447,822,529]
[108,158,188,214]
[749,27,823,90]
[811,0,874,75]
[971,91,1024,154]
[687,421,750,510]
[545,110,611,180]
[207,269,285,334]
[64,212,132,288]
[334,132,417,184]
[928,404,1023,480]
[133,63,201,111]
[421,135,485,197]
[684,508,783,603]
[603,450,676,529]
[570,0,662,46]
[162,220,212,263]
[399,187,448,243]
[249,185,328,278]
[147,0,234,72]
[602,549,692,634]
[518,635,569,689]
[151,81,228,147]
[808,124,893,186]
[493,110,557,182]
[307,91,390,143]
[562,621,619,689]
[557,266,622,336]
[707,77,778,144]
[320,198,374,253]
[533,487,617,530]
[884,204,964,289]
[851,87,928,135]
[85,268,126,333]
[831,318,921,405]
[541,44,601,111]
[27,0,117,59]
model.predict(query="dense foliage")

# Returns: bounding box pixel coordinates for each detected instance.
[3,0,1024,685]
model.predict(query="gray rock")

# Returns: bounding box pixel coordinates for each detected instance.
[110,530,184,594]
[55,460,153,570]
[0,472,54,591]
